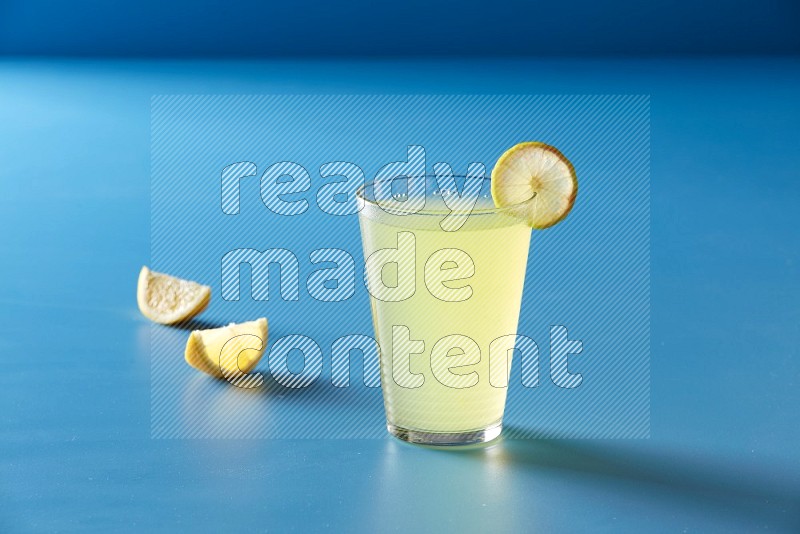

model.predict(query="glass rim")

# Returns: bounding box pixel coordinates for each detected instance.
[356,175,536,217]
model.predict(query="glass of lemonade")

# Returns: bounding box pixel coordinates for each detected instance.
[357,176,535,445]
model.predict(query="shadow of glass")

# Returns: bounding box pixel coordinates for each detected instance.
[488,428,800,530]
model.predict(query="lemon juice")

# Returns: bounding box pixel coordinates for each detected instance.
[358,179,533,443]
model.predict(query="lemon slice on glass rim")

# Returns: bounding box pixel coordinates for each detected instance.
[491,142,578,229]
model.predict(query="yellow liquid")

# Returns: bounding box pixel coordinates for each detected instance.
[359,198,532,433]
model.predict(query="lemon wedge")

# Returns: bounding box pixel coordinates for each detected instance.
[491,142,578,229]
[137,266,211,324]
[185,318,268,379]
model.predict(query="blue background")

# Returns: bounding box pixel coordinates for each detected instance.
[1,1,800,532]
[0,0,799,56]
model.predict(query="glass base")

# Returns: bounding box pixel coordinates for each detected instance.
[387,421,502,446]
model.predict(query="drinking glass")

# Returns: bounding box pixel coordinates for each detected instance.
[357,176,534,445]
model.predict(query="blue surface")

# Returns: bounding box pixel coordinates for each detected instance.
[1,0,799,56]
[1,58,799,532]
